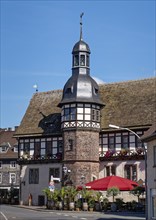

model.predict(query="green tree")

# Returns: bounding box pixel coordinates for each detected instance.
[66,186,78,202]
[81,189,94,202]
[106,187,120,202]
[130,186,145,202]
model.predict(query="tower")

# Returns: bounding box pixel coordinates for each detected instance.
[58,14,104,186]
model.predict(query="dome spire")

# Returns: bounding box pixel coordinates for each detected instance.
[80,12,84,41]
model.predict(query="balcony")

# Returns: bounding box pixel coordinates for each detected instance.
[99,148,145,161]
[18,153,62,164]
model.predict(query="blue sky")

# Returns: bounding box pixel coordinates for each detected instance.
[1,0,155,128]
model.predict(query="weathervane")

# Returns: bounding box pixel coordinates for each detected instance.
[80,12,84,41]
[33,84,38,92]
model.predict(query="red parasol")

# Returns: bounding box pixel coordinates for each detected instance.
[78,175,138,191]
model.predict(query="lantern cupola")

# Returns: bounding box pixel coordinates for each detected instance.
[58,13,104,130]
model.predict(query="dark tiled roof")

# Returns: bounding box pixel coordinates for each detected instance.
[15,78,156,137]
[100,78,156,129]
[15,90,62,136]
[0,130,18,159]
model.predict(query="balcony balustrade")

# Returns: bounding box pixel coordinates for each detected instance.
[99,147,145,161]
[18,152,62,164]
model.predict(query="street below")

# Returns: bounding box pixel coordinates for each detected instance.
[0,205,145,220]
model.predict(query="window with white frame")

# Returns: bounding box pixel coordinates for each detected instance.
[0,145,8,153]
[10,161,16,168]
[0,173,2,183]
[13,145,18,152]
[105,165,116,177]
[10,173,16,184]
[124,165,137,181]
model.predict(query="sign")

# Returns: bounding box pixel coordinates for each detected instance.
[49,176,55,192]
[137,179,144,186]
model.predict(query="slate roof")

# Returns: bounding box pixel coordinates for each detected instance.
[0,130,18,159]
[15,78,156,137]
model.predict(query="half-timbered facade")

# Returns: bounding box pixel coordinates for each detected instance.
[14,17,156,206]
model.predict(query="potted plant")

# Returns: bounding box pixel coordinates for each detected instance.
[81,189,94,211]
[136,147,144,155]
[115,198,123,211]
[106,187,120,212]
[130,186,145,202]
[75,199,82,211]
[119,148,129,156]
[95,191,103,211]
[58,187,67,210]
[102,197,109,212]
[88,198,95,211]
[43,189,59,210]
[42,188,52,209]
[66,186,78,211]
[50,189,60,210]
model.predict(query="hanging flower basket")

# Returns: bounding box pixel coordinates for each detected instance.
[136,147,144,155]
[105,149,115,158]
[119,149,129,156]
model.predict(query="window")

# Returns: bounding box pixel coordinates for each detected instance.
[68,139,73,151]
[63,106,76,121]
[122,134,129,149]
[58,140,63,153]
[13,145,18,152]
[0,146,8,153]
[49,168,60,181]
[24,143,30,155]
[108,136,115,150]
[99,129,146,153]
[46,141,52,157]
[34,142,41,159]
[92,108,100,122]
[65,88,72,94]
[124,165,137,181]
[10,161,16,168]
[10,173,16,184]
[74,55,79,66]
[0,173,2,183]
[105,165,116,177]
[0,161,2,168]
[80,55,85,66]
[86,55,89,67]
[29,169,39,184]
[154,146,156,166]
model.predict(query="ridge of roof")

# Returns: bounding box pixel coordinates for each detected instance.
[30,78,155,96]
[99,77,155,86]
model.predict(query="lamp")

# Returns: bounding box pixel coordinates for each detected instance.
[109,124,148,220]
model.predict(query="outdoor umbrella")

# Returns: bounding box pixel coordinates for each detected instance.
[78,175,138,191]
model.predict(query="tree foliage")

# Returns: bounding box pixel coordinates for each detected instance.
[106,187,120,202]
